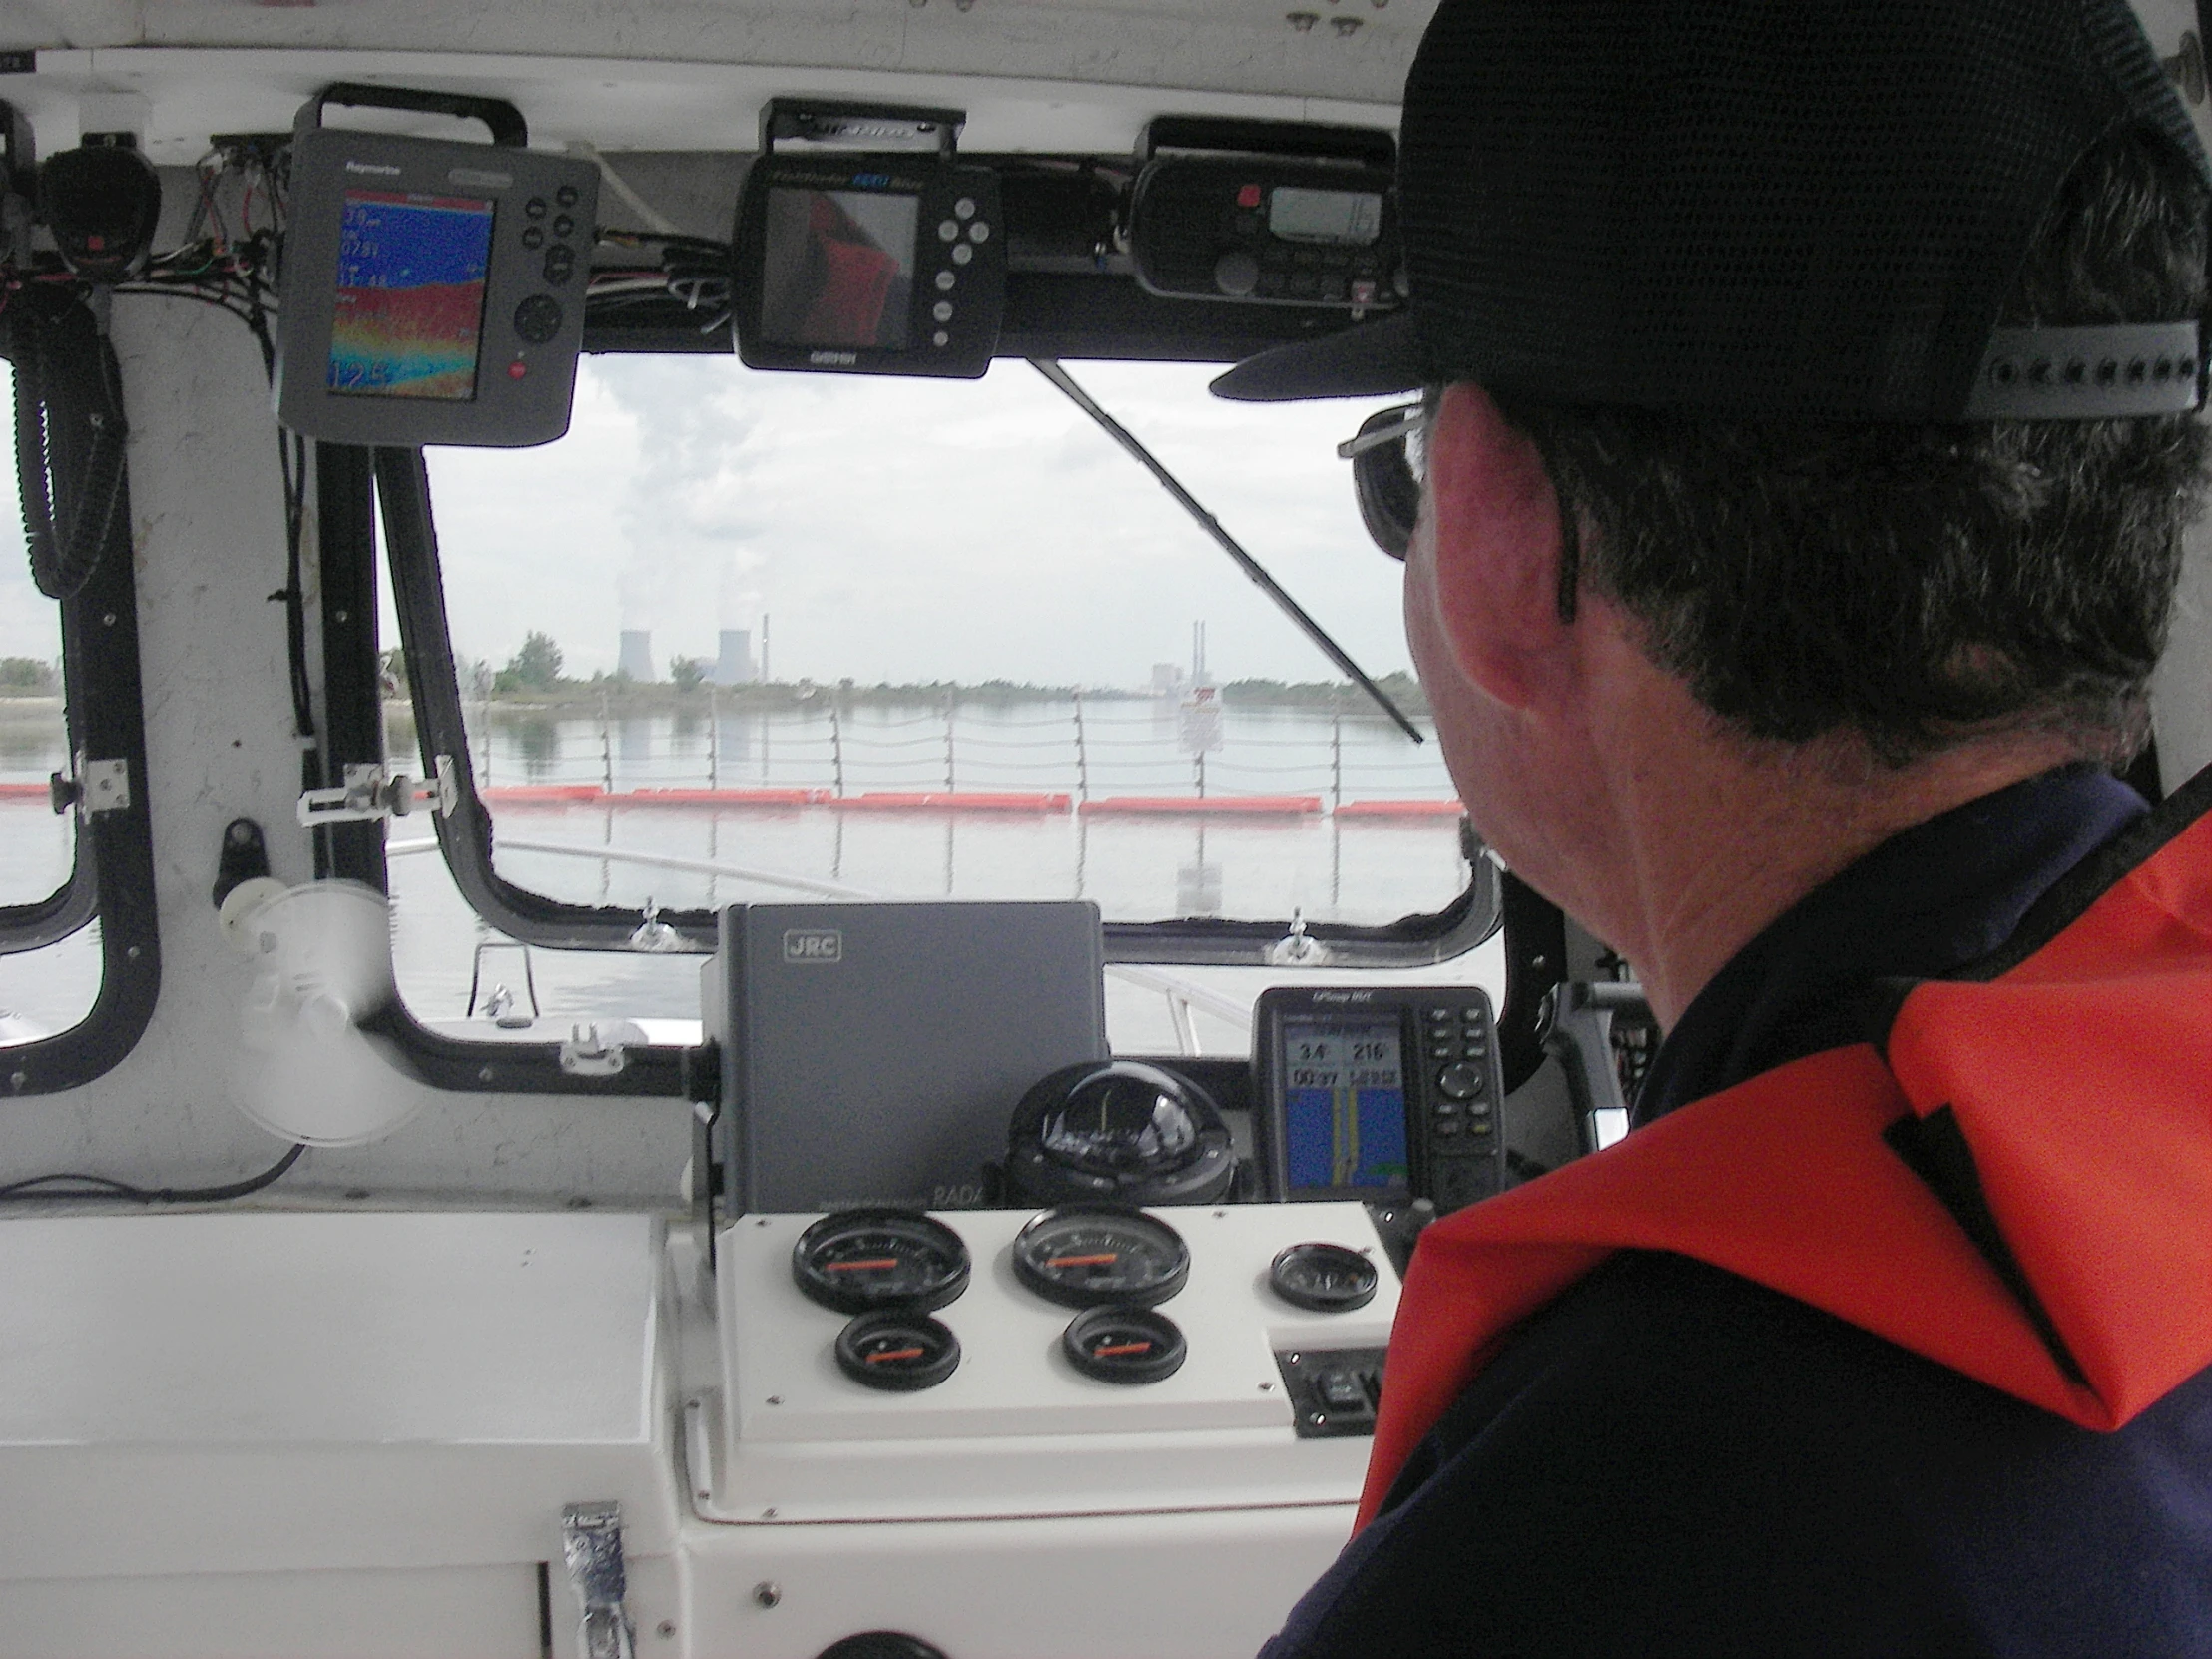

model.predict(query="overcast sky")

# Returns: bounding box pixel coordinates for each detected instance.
[0,356,1416,694]
[415,355,1414,689]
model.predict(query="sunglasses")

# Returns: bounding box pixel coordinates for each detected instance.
[1338,400,1425,560]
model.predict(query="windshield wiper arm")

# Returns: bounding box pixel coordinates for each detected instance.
[1030,358,1424,744]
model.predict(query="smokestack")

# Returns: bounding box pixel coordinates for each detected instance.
[618,629,655,682]
[712,628,755,686]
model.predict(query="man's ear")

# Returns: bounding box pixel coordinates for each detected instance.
[1421,383,1575,713]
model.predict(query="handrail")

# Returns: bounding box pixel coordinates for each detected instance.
[385,833,1253,1053]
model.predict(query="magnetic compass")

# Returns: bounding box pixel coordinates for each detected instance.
[1061,1305,1187,1385]
[835,1310,961,1392]
[1011,1204,1190,1309]
[792,1209,971,1316]
[1269,1242,1380,1313]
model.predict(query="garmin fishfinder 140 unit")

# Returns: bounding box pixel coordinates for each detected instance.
[732,101,1004,378]
[275,103,598,447]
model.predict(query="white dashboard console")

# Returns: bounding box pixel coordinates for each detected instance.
[688,1201,1398,1527]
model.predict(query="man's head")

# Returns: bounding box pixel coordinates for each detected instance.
[1488,125,2210,768]
[1218,0,2212,1008]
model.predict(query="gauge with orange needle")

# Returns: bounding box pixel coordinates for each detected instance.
[835,1310,961,1391]
[793,1209,971,1315]
[1062,1305,1187,1384]
[1010,1205,1190,1309]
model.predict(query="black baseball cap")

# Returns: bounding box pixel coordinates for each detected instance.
[1213,0,2210,421]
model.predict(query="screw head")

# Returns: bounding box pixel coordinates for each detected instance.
[752,1580,782,1608]
[657,1620,678,1639]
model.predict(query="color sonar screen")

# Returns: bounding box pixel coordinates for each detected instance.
[328,190,494,401]
[1282,1018,1409,1194]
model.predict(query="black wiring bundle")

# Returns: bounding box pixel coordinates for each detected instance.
[0,1142,305,1205]
[589,229,733,332]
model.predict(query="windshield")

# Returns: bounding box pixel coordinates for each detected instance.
[385,355,1472,1027]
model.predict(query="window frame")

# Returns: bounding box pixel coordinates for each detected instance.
[370,398,1499,968]
[0,291,161,1091]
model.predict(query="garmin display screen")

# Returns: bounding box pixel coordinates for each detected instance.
[328,189,494,401]
[762,187,920,350]
[1267,186,1383,247]
[1282,1018,1409,1192]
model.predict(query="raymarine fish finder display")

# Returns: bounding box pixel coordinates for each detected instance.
[328,188,496,398]
[733,103,1004,378]
[275,125,598,446]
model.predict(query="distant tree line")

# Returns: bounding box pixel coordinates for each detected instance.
[0,657,56,694]
[372,631,1426,713]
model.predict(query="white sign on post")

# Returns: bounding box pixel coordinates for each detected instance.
[1178,682,1223,755]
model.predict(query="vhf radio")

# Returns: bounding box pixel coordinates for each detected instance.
[1252,984,1507,1222]
[1127,117,1403,310]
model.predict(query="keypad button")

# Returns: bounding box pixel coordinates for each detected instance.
[1437,1061,1485,1101]
[512,294,563,344]
[542,248,575,286]
[932,329,950,347]
[951,243,974,266]
[525,197,548,220]
[1434,1118,1464,1138]
[932,300,953,322]
[553,214,575,238]
[934,270,956,291]
[555,184,580,208]
[521,226,545,250]
[938,219,960,242]
[954,196,976,220]
[967,220,990,242]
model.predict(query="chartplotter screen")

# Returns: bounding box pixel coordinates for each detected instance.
[329,190,495,400]
[1281,1018,1409,1193]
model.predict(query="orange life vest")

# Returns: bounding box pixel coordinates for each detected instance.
[1360,796,2212,1529]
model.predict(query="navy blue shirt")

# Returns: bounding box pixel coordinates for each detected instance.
[1262,766,2212,1658]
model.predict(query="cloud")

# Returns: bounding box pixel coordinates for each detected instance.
[409,355,1412,688]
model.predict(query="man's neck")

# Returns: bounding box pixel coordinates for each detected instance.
[1575,654,2092,1029]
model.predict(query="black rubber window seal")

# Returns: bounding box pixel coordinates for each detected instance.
[0,290,159,1093]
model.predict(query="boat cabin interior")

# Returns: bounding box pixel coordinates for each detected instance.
[0,1,2206,1654]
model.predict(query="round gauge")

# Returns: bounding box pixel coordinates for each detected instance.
[835,1310,961,1392]
[1011,1205,1190,1310]
[1061,1305,1187,1385]
[792,1210,971,1316]
[1269,1242,1380,1313]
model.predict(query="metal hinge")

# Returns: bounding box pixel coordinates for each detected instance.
[296,755,459,827]
[48,753,130,818]
[562,1501,636,1659]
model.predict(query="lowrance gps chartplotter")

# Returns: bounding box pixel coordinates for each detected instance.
[732,100,1005,378]
[274,85,598,447]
